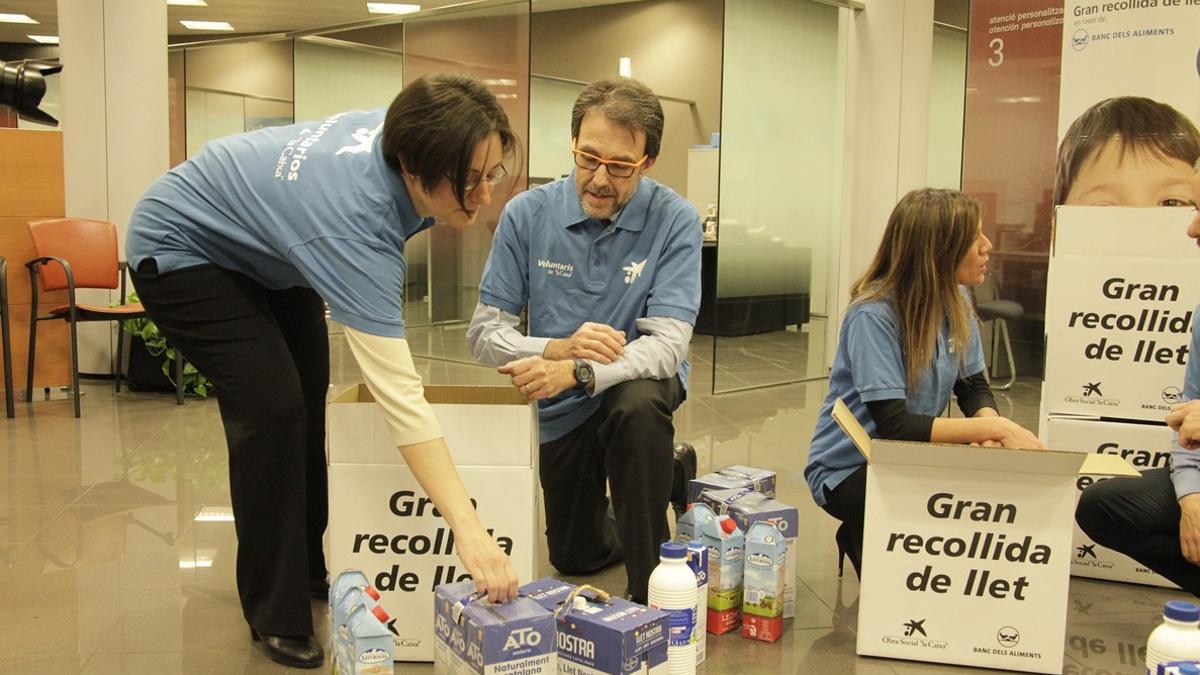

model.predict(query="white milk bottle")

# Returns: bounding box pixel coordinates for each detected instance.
[649,541,698,675]
[1147,600,1200,674]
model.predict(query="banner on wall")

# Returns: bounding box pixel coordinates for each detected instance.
[1058,0,1200,137]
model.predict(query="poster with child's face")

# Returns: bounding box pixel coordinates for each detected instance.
[1056,1,1200,209]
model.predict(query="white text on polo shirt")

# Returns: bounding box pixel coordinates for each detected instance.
[274,112,348,182]
[538,259,574,278]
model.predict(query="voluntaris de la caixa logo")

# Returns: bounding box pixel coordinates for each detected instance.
[273,112,352,182]
[882,618,948,650]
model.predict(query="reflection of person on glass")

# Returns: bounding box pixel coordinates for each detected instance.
[467,78,700,605]
[125,75,519,668]
[804,189,1044,578]
[1076,160,1200,595]
[1054,96,1200,207]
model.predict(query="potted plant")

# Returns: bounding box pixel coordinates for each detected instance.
[122,295,213,397]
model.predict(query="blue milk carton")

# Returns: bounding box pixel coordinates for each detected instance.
[727,493,799,619]
[520,577,670,674]
[700,515,744,635]
[697,486,755,515]
[675,502,716,543]
[330,569,372,606]
[342,603,395,674]
[433,580,557,675]
[741,521,786,644]
[333,586,383,672]
[687,465,776,504]
[686,540,709,664]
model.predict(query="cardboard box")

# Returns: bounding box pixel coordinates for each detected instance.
[432,581,556,675]
[327,384,539,662]
[687,466,776,505]
[1043,208,1200,422]
[520,577,670,674]
[832,399,1138,674]
[697,487,755,515]
[1044,415,1178,588]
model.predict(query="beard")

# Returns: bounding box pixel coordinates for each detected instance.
[578,182,625,220]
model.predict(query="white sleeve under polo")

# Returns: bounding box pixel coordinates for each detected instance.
[343,326,443,447]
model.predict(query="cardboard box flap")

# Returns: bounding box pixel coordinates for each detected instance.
[1080,452,1142,477]
[332,383,528,406]
[832,399,873,462]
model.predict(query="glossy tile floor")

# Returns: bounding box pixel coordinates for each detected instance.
[0,331,1185,673]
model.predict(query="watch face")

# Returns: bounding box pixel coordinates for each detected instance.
[575,361,593,385]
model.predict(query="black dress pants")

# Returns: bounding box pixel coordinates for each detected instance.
[130,261,329,637]
[1076,467,1200,596]
[539,377,684,603]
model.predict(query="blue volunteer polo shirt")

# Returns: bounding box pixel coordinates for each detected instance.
[126,109,433,337]
[805,295,986,505]
[479,171,701,442]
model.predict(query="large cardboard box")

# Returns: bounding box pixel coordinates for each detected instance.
[1044,415,1178,588]
[832,400,1138,674]
[1043,207,1200,422]
[327,384,539,663]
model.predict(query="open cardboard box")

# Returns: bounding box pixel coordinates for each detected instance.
[326,383,539,662]
[832,399,1138,674]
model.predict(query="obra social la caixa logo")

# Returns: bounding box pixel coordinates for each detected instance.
[881,618,948,650]
[1074,543,1114,570]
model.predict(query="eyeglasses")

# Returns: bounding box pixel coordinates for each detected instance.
[571,142,648,178]
[450,164,509,193]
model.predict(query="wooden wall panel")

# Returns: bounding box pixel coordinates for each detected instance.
[0,129,69,394]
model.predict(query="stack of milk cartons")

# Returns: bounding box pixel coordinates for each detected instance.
[687,466,776,506]
[432,580,556,675]
[521,578,670,674]
[330,570,395,674]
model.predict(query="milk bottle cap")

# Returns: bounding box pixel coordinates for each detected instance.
[660,541,687,559]
[1165,600,1200,622]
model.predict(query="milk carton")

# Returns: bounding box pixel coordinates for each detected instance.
[741,522,786,644]
[675,503,716,543]
[433,581,556,675]
[330,569,372,606]
[688,466,776,504]
[521,577,669,675]
[726,493,798,619]
[700,515,744,635]
[697,487,755,515]
[339,604,394,674]
[334,586,383,671]
[686,541,708,664]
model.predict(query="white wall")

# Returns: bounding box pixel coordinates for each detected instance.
[926,25,967,189]
[528,76,581,182]
[293,40,405,123]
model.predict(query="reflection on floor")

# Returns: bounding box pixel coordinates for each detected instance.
[0,335,1182,674]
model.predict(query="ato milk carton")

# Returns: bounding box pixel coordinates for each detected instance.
[675,503,716,543]
[700,515,744,635]
[686,540,709,664]
[433,581,556,675]
[521,577,670,674]
[338,604,394,674]
[688,466,776,504]
[727,493,799,619]
[697,487,755,515]
[741,522,786,644]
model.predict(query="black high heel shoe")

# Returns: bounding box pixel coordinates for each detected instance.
[250,627,324,669]
[834,522,861,579]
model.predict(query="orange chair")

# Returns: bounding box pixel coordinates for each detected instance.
[1,256,13,418]
[25,218,183,417]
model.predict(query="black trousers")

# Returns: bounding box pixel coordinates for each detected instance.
[820,464,867,578]
[130,261,329,637]
[1076,467,1200,596]
[539,377,684,603]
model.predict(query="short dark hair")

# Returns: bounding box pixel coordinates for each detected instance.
[381,74,517,208]
[570,78,664,159]
[1054,96,1200,205]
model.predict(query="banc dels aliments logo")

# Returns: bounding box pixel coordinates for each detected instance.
[881,619,947,650]
[997,627,1020,649]
[1072,28,1089,51]
[1163,386,1182,405]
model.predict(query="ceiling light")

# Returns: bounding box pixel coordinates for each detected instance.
[367,3,421,14]
[167,0,208,6]
[180,20,234,31]
[618,57,632,78]
[483,78,517,87]
[28,35,59,44]
[0,14,37,24]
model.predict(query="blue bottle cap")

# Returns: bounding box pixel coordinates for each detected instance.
[1165,600,1200,622]
[660,541,687,559]
[687,539,704,550]
[1179,663,1200,675]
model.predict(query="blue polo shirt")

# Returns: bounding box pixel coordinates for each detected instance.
[479,172,701,442]
[126,109,433,337]
[805,295,986,505]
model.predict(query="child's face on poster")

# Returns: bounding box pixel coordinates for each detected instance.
[1065,138,1196,208]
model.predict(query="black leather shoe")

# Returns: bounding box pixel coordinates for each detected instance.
[309,578,330,601]
[250,627,324,669]
[671,442,697,520]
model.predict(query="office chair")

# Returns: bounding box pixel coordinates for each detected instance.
[25,218,183,417]
[974,273,1023,390]
[1,256,13,418]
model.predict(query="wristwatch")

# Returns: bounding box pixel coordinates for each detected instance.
[573,359,594,390]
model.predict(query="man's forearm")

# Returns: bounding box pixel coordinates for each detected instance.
[590,317,691,395]
[467,302,550,366]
